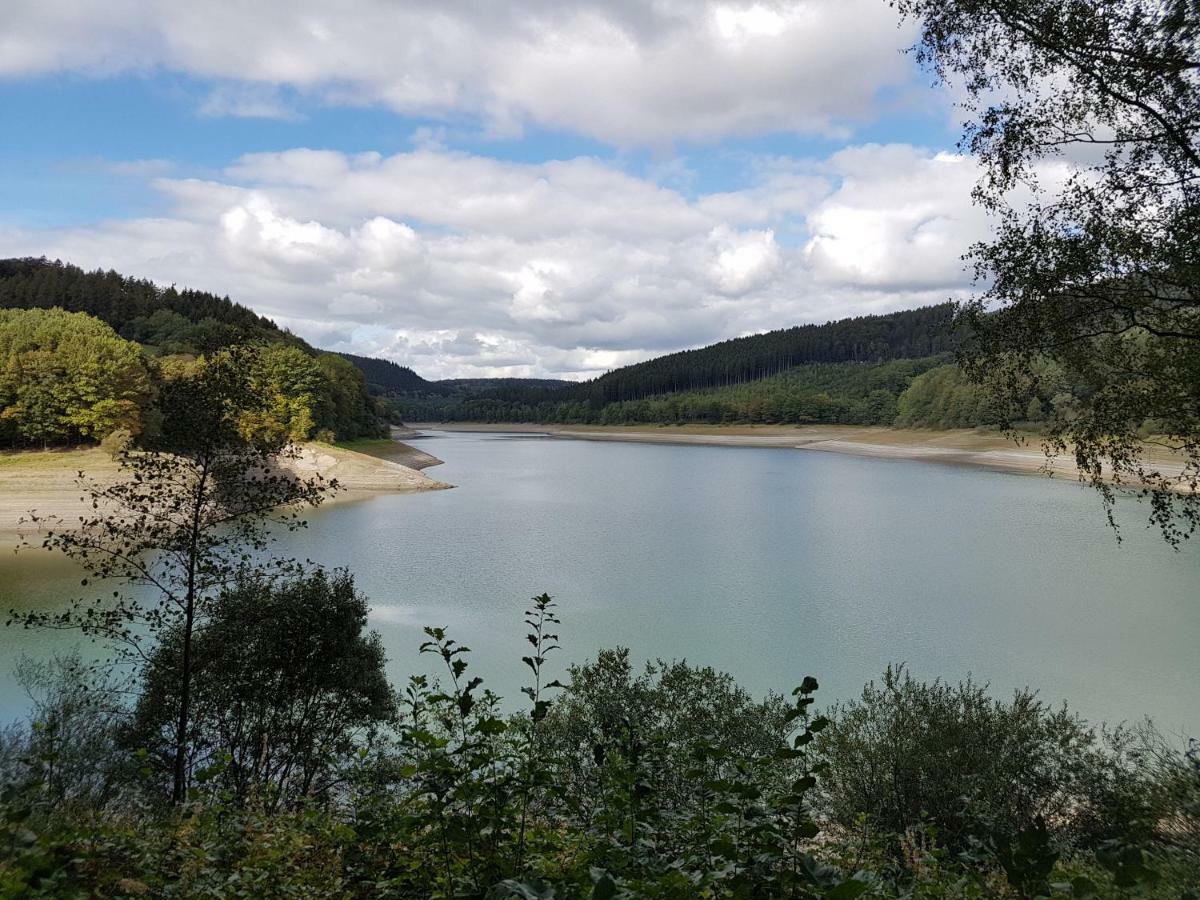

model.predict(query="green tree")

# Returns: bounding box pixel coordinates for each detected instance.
[241,344,326,444]
[0,308,151,447]
[894,0,1200,543]
[9,347,334,803]
[122,569,394,809]
[316,353,383,440]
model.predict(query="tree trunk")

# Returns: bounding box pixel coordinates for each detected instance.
[172,462,208,804]
[172,588,195,804]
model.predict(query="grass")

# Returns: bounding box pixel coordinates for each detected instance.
[0,446,105,470]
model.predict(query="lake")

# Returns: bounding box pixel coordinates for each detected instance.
[1,430,1198,735]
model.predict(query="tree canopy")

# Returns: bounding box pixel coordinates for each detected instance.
[0,308,151,447]
[896,0,1200,542]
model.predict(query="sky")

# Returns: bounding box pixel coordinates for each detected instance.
[0,0,994,380]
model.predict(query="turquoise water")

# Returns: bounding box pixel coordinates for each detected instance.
[2,431,1198,734]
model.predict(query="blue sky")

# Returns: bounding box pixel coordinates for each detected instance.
[0,0,982,379]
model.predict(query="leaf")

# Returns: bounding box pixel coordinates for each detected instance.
[825,879,870,900]
[591,871,617,900]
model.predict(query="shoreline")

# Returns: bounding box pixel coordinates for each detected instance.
[0,439,452,537]
[407,421,1192,483]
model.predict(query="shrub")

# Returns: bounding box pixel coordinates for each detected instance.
[99,427,132,458]
[539,648,794,826]
[120,569,395,809]
[815,665,1110,855]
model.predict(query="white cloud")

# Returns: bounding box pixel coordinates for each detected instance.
[0,144,985,379]
[0,0,918,146]
[707,225,781,295]
[804,146,987,290]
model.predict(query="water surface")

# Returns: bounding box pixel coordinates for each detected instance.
[2,431,1197,734]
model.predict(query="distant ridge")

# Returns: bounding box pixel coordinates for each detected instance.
[336,352,433,394]
[572,303,959,404]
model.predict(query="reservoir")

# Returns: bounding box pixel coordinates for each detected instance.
[2,430,1197,735]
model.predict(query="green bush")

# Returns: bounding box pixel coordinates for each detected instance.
[121,570,395,810]
[815,665,1112,855]
[3,607,1196,897]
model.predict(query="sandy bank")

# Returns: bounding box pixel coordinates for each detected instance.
[0,440,450,536]
[408,422,1193,483]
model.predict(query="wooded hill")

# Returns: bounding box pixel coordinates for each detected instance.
[0,259,389,447]
[334,352,573,399]
[386,304,1008,429]
[0,258,294,356]
[574,302,959,405]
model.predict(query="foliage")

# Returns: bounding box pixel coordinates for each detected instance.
[1,604,1197,896]
[538,648,794,825]
[317,353,389,441]
[390,306,960,426]
[0,653,129,811]
[574,303,959,405]
[815,666,1112,857]
[895,365,1001,429]
[0,308,152,447]
[894,0,1200,543]
[0,260,389,443]
[398,357,954,427]
[122,569,395,809]
[343,604,862,898]
[0,258,285,354]
[336,351,434,395]
[8,346,333,803]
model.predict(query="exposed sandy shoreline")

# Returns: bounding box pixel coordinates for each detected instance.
[3,423,1190,537]
[0,440,450,537]
[408,421,1193,483]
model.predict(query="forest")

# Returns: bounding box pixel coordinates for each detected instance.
[386,306,1001,428]
[0,260,390,447]
[0,258,1022,440]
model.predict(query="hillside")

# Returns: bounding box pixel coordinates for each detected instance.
[0,259,392,444]
[387,304,988,428]
[336,351,433,395]
[0,260,988,432]
[574,303,959,404]
[0,258,294,355]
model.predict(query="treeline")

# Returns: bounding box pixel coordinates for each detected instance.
[0,260,391,446]
[388,304,990,428]
[336,351,432,395]
[574,303,959,405]
[0,258,290,356]
[395,355,1076,431]
[0,308,386,448]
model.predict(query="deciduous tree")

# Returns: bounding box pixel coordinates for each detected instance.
[10,347,334,803]
[894,0,1200,542]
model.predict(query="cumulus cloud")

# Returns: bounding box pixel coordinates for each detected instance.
[0,145,986,379]
[803,146,989,290]
[0,0,918,146]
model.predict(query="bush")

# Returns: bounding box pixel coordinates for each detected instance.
[0,653,128,811]
[3,607,1195,897]
[815,665,1111,856]
[120,570,395,809]
[99,427,132,458]
[539,648,794,826]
